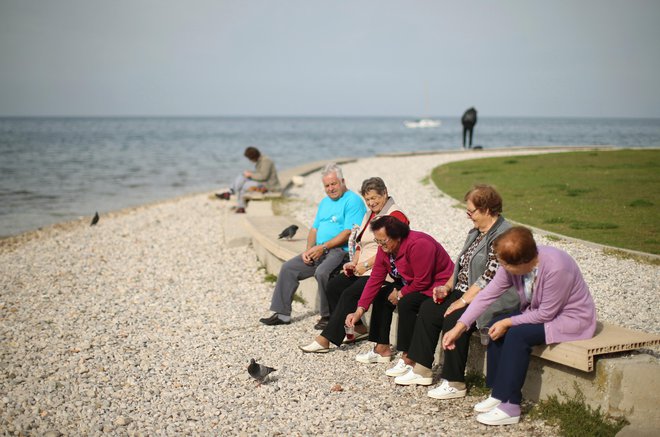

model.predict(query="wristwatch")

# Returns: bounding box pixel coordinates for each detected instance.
[363,261,369,268]
[322,244,329,254]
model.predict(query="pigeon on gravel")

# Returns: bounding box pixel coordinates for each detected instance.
[278,225,299,240]
[90,212,99,226]
[248,358,276,385]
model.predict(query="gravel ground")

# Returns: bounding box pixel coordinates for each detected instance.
[1,149,657,436]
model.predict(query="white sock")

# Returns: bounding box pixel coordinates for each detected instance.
[278,314,291,322]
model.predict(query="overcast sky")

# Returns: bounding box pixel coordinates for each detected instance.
[1,0,659,118]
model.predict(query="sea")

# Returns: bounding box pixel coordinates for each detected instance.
[1,116,659,238]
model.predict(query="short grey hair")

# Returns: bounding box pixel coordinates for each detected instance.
[321,163,343,180]
[361,177,387,196]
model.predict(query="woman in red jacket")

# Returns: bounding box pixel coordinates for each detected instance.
[345,216,454,377]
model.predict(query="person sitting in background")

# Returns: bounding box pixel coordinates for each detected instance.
[395,185,519,397]
[299,177,409,353]
[345,216,454,374]
[259,163,366,328]
[442,226,596,426]
[216,146,281,213]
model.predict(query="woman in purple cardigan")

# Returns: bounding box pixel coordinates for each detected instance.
[443,226,596,426]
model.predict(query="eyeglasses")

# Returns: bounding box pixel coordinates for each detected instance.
[374,237,390,246]
[466,207,478,217]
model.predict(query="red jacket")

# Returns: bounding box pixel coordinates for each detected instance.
[357,230,454,310]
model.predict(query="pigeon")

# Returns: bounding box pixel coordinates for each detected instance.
[90,212,99,226]
[278,224,299,240]
[247,358,276,385]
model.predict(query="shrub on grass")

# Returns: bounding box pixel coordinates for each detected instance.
[529,384,628,437]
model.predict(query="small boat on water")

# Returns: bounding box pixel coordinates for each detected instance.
[403,118,441,128]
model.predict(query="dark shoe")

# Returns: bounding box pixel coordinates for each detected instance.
[314,316,330,330]
[215,192,231,200]
[235,207,246,214]
[259,313,290,326]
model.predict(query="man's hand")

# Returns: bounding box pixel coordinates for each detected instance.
[302,245,324,265]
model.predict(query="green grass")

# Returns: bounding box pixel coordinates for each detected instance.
[431,149,660,254]
[529,384,628,437]
[465,370,490,396]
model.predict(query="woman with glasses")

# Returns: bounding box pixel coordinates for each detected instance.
[392,185,519,396]
[344,216,454,371]
[442,226,596,425]
[299,177,408,353]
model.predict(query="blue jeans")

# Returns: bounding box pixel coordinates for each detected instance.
[486,311,546,405]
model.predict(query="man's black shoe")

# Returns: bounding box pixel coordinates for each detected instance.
[259,313,290,326]
[314,316,330,330]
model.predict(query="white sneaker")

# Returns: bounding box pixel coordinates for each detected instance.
[355,348,392,364]
[385,359,412,377]
[299,340,331,353]
[474,396,501,413]
[476,407,520,426]
[427,379,467,400]
[394,368,432,386]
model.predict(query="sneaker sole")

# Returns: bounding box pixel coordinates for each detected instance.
[427,390,467,400]
[395,378,433,386]
[476,415,520,426]
[355,356,392,364]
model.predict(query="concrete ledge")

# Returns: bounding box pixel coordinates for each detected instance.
[243,216,320,308]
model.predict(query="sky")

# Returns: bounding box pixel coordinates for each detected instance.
[1,0,659,118]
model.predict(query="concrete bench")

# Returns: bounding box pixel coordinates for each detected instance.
[243,216,321,307]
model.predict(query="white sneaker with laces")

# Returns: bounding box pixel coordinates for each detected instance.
[385,359,412,377]
[474,396,501,412]
[476,407,520,426]
[427,379,467,399]
[394,368,433,386]
[355,348,392,364]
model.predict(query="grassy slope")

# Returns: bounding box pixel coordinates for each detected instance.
[431,149,660,254]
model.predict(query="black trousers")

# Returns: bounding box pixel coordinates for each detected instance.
[407,290,474,382]
[321,273,370,346]
[370,288,430,352]
[463,125,474,148]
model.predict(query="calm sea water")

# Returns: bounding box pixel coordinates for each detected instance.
[1,116,659,237]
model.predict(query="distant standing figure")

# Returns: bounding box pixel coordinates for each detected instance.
[462,107,478,148]
[216,147,281,213]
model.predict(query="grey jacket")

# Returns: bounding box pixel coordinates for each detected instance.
[251,155,281,192]
[453,215,520,328]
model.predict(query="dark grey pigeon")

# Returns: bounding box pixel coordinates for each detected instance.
[278,225,299,240]
[90,212,99,226]
[247,358,276,385]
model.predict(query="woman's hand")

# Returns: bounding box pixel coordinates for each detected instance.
[442,322,467,350]
[444,297,467,316]
[345,307,364,328]
[488,318,512,341]
[343,261,357,275]
[388,289,399,306]
[433,285,450,303]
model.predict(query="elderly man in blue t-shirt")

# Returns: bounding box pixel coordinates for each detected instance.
[260,163,366,328]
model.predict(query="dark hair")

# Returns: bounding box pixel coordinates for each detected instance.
[244,147,261,161]
[464,184,503,216]
[370,215,410,240]
[360,177,388,196]
[494,226,538,265]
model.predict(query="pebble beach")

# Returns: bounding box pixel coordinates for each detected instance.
[1,149,658,436]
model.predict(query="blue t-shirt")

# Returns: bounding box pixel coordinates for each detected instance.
[312,190,366,250]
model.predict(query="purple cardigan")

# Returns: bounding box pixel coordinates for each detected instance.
[458,246,596,344]
[357,230,454,310]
